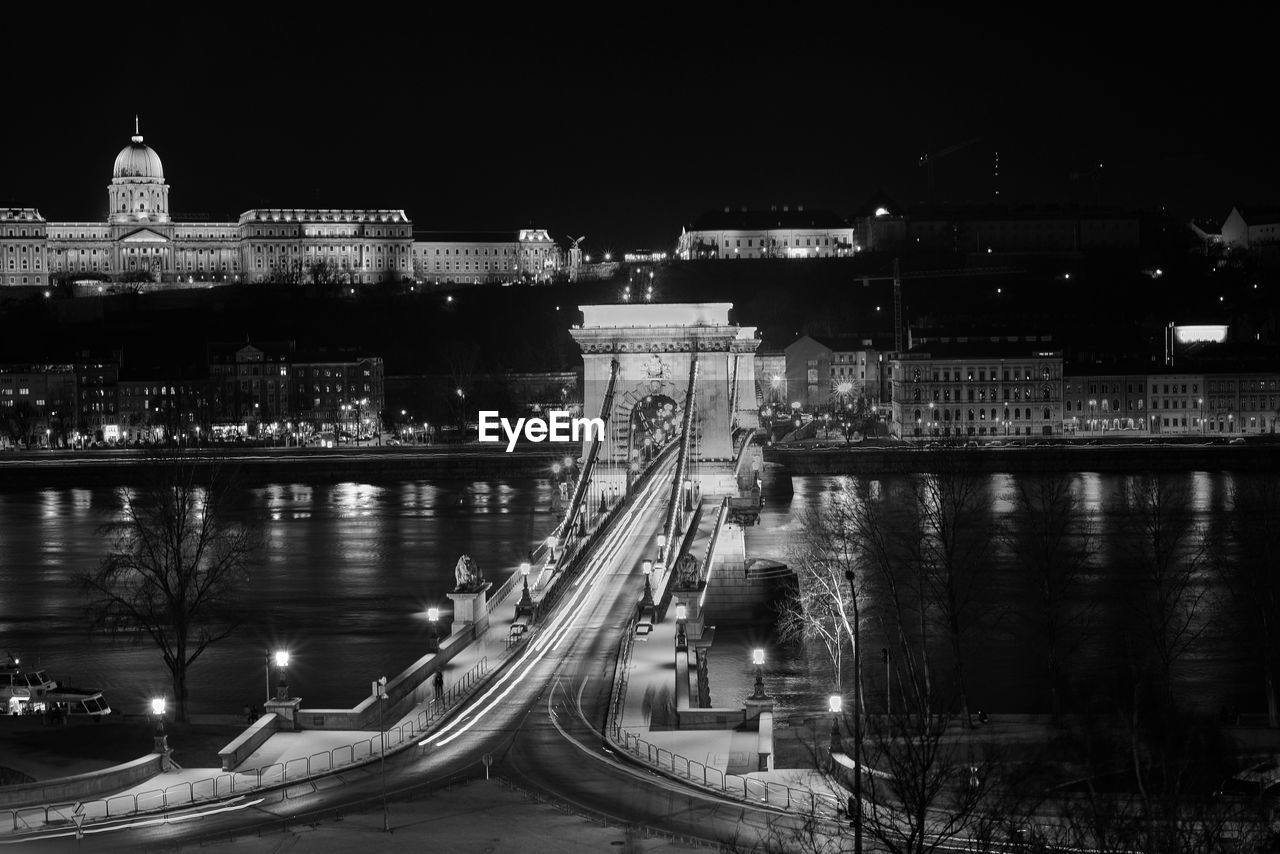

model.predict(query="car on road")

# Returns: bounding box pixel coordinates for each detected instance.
[1230,437,1247,445]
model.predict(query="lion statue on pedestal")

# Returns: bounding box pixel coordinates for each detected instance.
[454,554,484,591]
[675,553,700,589]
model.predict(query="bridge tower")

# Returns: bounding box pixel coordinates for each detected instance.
[570,303,760,467]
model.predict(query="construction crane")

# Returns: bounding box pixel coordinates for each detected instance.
[918,137,981,205]
[859,260,1026,353]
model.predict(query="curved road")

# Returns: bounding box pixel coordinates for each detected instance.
[14,455,807,852]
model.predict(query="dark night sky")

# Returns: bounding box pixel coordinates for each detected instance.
[2,12,1275,254]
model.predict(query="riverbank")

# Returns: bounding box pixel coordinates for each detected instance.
[0,444,566,488]
[765,440,1280,474]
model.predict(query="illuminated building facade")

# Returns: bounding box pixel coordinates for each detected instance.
[411,229,562,285]
[676,207,856,260]
[0,127,414,287]
[783,336,887,410]
[1062,374,1149,434]
[890,342,1065,439]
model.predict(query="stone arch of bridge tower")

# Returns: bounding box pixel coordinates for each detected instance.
[611,378,698,464]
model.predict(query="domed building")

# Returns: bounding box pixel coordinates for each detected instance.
[1,123,414,288]
[109,125,170,225]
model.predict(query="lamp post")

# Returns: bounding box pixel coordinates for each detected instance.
[519,561,533,602]
[427,607,440,652]
[844,569,863,854]
[676,602,687,650]
[750,648,767,699]
[274,650,290,701]
[151,697,168,757]
[657,533,667,562]
[374,675,389,832]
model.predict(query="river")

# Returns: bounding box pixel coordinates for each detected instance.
[0,468,1266,721]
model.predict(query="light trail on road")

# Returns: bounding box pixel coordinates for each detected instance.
[422,458,675,749]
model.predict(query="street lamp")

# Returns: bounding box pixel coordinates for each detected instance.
[676,602,687,649]
[374,675,389,832]
[427,606,440,652]
[750,648,767,699]
[151,696,169,757]
[517,561,533,612]
[546,533,557,562]
[657,533,667,561]
[274,650,290,700]
[641,559,654,608]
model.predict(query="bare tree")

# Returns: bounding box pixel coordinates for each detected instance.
[1004,472,1095,723]
[910,461,997,728]
[782,497,866,704]
[858,708,1038,854]
[1122,474,1211,708]
[80,451,261,722]
[847,478,936,715]
[1221,476,1280,727]
[1055,710,1269,853]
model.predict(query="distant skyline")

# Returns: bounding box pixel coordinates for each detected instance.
[2,13,1276,255]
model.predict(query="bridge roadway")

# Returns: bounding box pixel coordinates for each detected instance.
[17,454,801,852]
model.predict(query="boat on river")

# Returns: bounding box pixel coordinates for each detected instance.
[2,651,112,718]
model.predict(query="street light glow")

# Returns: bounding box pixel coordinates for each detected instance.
[676,603,686,621]
[275,650,290,668]
[151,697,166,715]
[427,607,440,622]
[829,694,842,714]
[752,648,765,666]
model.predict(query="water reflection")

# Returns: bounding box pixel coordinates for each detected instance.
[755,470,1263,720]
[0,476,550,715]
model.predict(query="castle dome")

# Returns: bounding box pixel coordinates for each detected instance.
[113,133,164,181]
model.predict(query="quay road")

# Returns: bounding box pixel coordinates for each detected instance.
[0,443,566,486]
[16,454,797,852]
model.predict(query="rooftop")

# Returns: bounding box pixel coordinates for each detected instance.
[688,207,850,232]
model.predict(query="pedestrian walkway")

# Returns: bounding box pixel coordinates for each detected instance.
[615,611,841,804]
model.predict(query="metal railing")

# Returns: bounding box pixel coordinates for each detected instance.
[553,358,619,570]
[608,725,845,819]
[663,352,699,561]
[602,564,848,822]
[2,656,490,835]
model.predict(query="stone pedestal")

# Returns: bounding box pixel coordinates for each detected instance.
[448,583,493,634]
[266,697,302,731]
